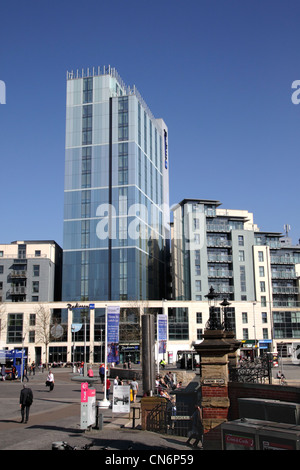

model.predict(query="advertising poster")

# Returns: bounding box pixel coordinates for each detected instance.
[224,432,255,450]
[107,306,120,363]
[112,385,131,413]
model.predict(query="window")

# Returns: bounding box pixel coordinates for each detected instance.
[238,235,244,246]
[242,328,249,340]
[259,266,265,277]
[193,218,199,230]
[240,266,246,292]
[29,331,35,343]
[33,265,40,277]
[83,77,93,103]
[197,329,203,340]
[260,281,266,292]
[82,105,93,145]
[7,313,23,343]
[196,312,202,324]
[261,296,267,307]
[263,328,268,339]
[29,314,36,326]
[195,280,201,292]
[242,312,248,324]
[258,251,264,262]
[239,250,245,262]
[0,251,3,257]
[194,233,200,245]
[119,97,129,142]
[35,250,41,257]
[262,312,268,323]
[32,281,39,293]
[0,266,3,274]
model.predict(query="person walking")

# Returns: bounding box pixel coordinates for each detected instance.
[19,384,33,424]
[130,377,139,403]
[99,364,105,385]
[22,365,29,382]
[106,377,111,399]
[46,369,55,391]
[186,404,203,448]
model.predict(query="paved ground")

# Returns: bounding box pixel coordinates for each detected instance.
[0,367,195,453]
[1,360,299,454]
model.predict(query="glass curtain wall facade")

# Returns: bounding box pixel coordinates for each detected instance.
[63,66,170,301]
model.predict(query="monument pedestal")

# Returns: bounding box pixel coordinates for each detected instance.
[194,329,240,434]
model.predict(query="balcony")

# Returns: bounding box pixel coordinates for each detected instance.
[208,269,233,278]
[271,256,300,264]
[207,254,232,263]
[210,284,234,294]
[272,286,299,294]
[207,238,232,248]
[10,286,27,295]
[10,270,27,278]
[206,223,231,232]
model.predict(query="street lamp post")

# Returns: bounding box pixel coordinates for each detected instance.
[220,298,231,331]
[205,286,222,330]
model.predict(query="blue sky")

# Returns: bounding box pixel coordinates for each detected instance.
[0,0,299,247]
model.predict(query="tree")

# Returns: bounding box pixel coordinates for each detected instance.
[34,305,52,366]
[0,303,7,347]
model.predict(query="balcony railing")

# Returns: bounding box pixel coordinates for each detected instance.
[271,271,297,279]
[10,270,27,278]
[207,254,232,263]
[208,270,233,278]
[10,286,27,295]
[272,286,299,294]
[207,239,232,248]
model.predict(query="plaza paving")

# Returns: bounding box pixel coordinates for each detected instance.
[0,367,192,452]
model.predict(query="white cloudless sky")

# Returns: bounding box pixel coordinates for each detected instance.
[0,0,299,247]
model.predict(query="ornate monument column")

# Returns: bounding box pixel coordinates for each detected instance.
[194,288,241,439]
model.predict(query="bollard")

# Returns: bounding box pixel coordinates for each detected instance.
[96,402,103,430]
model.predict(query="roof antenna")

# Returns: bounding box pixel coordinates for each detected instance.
[284,224,291,237]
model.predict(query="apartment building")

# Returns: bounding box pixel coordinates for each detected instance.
[0,240,62,303]
[171,198,300,356]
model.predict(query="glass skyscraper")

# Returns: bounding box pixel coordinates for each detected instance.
[62,66,170,301]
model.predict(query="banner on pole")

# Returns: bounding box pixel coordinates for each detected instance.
[107,306,120,363]
[158,314,168,354]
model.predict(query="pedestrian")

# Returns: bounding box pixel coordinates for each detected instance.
[46,369,55,391]
[31,361,36,375]
[186,404,203,448]
[22,365,29,382]
[130,377,139,403]
[113,376,119,386]
[99,364,105,384]
[1,364,6,381]
[19,384,33,423]
[106,377,111,398]
[87,366,94,377]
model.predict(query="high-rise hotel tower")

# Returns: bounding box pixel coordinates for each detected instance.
[62,66,170,301]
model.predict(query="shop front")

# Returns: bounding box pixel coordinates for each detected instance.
[119,344,140,364]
